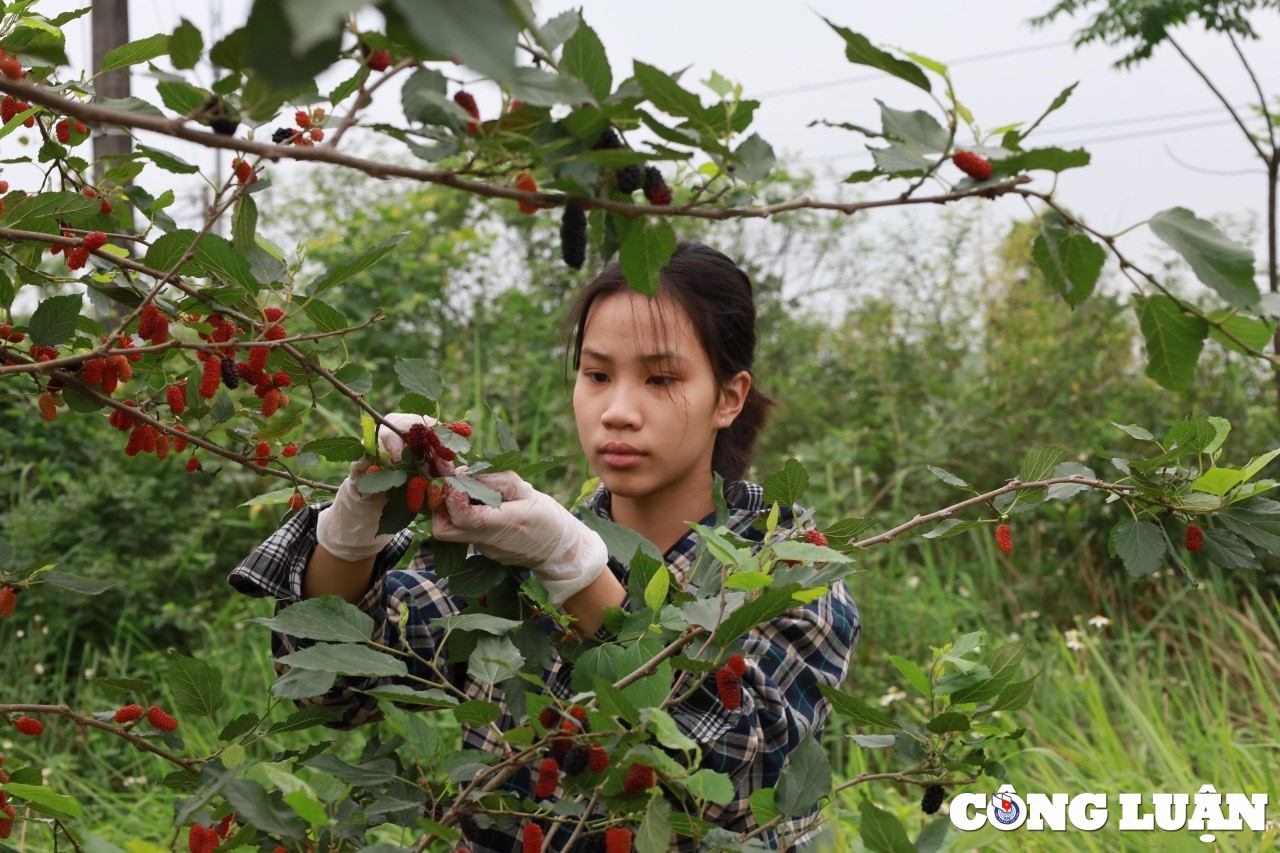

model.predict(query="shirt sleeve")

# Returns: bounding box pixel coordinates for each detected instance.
[667,515,861,838]
[227,501,469,729]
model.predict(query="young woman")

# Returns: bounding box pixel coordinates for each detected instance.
[230,241,860,850]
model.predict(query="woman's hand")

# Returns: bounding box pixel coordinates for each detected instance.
[431,470,609,607]
[315,413,454,561]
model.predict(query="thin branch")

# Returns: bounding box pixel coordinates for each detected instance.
[1226,31,1277,153]
[0,77,1031,222]
[327,57,417,148]
[0,703,199,775]
[1166,35,1268,161]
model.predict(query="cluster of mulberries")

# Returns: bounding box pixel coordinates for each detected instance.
[187,824,219,853]
[534,756,559,800]
[595,129,644,194]
[137,303,169,345]
[715,652,747,710]
[1,94,34,128]
[53,118,88,145]
[80,352,133,395]
[272,107,326,146]
[82,187,112,215]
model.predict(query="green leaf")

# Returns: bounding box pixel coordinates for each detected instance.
[1191,467,1246,497]
[277,643,408,678]
[926,465,969,489]
[870,143,929,175]
[644,564,670,611]
[355,468,407,494]
[261,705,345,736]
[219,712,259,742]
[451,699,502,727]
[156,80,208,116]
[222,778,307,839]
[389,0,518,81]
[647,707,697,751]
[818,683,898,728]
[270,667,336,700]
[636,793,673,853]
[302,436,363,461]
[302,299,348,334]
[1136,294,1208,393]
[362,684,457,707]
[1217,497,1280,556]
[732,133,776,183]
[1149,207,1259,308]
[444,475,503,508]
[468,635,524,685]
[762,458,809,506]
[633,61,708,123]
[993,146,1090,175]
[619,217,677,297]
[4,191,100,227]
[439,556,507,597]
[888,655,931,697]
[101,33,170,72]
[878,102,948,152]
[561,21,611,101]
[775,733,832,816]
[713,585,798,644]
[591,674,640,725]
[40,570,115,594]
[1200,527,1263,570]
[232,193,258,255]
[1032,227,1106,307]
[506,66,595,107]
[311,232,409,295]
[251,596,374,643]
[824,20,930,91]
[990,675,1037,712]
[925,711,970,733]
[94,96,166,118]
[579,513,664,565]
[26,293,82,346]
[1019,445,1066,483]
[749,788,779,829]
[334,362,372,395]
[168,654,225,718]
[430,613,523,635]
[679,769,735,806]
[1207,310,1275,356]
[195,233,260,295]
[394,357,444,400]
[915,817,951,853]
[1,784,84,820]
[170,18,203,69]
[921,519,980,539]
[1112,518,1167,577]
[859,797,915,853]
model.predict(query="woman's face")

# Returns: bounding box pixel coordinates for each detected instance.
[573,290,745,503]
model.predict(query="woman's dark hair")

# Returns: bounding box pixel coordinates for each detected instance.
[565,240,776,482]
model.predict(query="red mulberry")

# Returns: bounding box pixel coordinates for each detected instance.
[587,743,609,772]
[952,151,992,181]
[1186,524,1204,553]
[450,420,473,437]
[147,706,178,731]
[534,757,559,800]
[453,91,480,133]
[522,823,542,853]
[38,392,57,421]
[804,529,828,547]
[367,48,391,72]
[538,706,559,730]
[642,167,671,205]
[995,524,1013,555]
[726,653,746,677]
[15,716,43,736]
[605,828,633,853]
[167,384,187,415]
[0,587,15,618]
[199,357,221,398]
[262,307,285,323]
[282,442,298,457]
[55,118,70,143]
[83,231,107,251]
[515,171,538,214]
[622,763,654,794]
[715,666,742,710]
[406,476,428,513]
[114,704,144,724]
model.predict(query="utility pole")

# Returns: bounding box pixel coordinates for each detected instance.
[91,0,131,188]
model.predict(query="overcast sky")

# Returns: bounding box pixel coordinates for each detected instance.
[21,0,1280,269]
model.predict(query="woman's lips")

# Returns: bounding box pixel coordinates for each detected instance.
[600,443,645,469]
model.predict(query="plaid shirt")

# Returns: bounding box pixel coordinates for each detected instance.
[229,479,859,850]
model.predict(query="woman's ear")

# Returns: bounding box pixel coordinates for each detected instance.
[717,370,751,427]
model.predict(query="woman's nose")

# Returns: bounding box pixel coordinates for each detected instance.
[600,384,643,429]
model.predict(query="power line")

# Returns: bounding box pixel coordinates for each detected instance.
[755,39,1078,99]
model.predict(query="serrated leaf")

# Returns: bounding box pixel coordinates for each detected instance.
[636,793,672,853]
[878,101,948,152]
[1032,227,1105,307]
[993,146,1090,175]
[647,707,697,751]
[355,468,407,494]
[619,217,677,297]
[394,357,443,400]
[859,797,915,853]
[302,436,363,461]
[261,705,345,736]
[277,643,408,678]
[818,683,898,728]
[444,475,502,507]
[310,232,409,295]
[1,784,84,820]
[1217,497,1280,556]
[1019,445,1066,483]
[1149,207,1258,308]
[40,569,114,594]
[679,769,735,806]
[926,465,969,488]
[775,733,832,816]
[170,18,203,69]
[270,667,337,700]
[101,33,169,72]
[888,655,930,697]
[925,711,970,733]
[252,595,374,643]
[26,293,82,346]
[644,564,670,611]
[430,613,523,635]
[468,635,524,685]
[1112,518,1167,577]
[824,20,929,92]
[451,699,502,727]
[990,675,1037,712]
[168,654,225,718]
[922,519,980,539]
[1200,527,1263,570]
[762,458,809,506]
[561,20,611,101]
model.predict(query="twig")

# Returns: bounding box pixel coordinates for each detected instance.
[326,58,417,148]
[0,703,199,775]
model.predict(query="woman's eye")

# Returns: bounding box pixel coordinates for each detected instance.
[584,371,608,383]
[648,375,675,387]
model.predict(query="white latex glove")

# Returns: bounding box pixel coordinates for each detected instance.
[431,470,609,607]
[315,413,453,562]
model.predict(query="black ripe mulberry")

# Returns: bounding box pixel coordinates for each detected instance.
[562,744,589,776]
[616,164,642,194]
[921,785,945,815]
[560,202,587,270]
[219,357,240,390]
[272,127,294,144]
[202,96,239,136]
[596,128,624,150]
[642,166,671,205]
[458,813,480,841]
